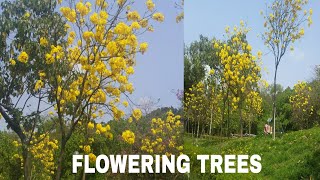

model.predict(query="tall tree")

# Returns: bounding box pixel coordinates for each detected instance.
[0,0,66,178]
[262,0,313,139]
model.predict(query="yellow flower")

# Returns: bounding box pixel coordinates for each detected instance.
[114,22,131,35]
[83,145,91,153]
[89,153,96,162]
[299,28,304,36]
[128,117,133,123]
[127,11,141,21]
[132,109,142,120]
[23,12,30,18]
[90,13,99,25]
[34,80,44,91]
[122,101,129,107]
[104,124,110,131]
[131,21,141,29]
[117,0,125,6]
[152,12,164,22]
[9,59,16,66]
[146,0,155,11]
[13,141,19,147]
[87,122,94,129]
[40,37,48,46]
[96,123,102,131]
[18,51,29,63]
[122,130,135,144]
[139,42,148,54]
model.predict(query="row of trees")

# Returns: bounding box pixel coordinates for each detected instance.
[184,24,263,138]
[183,0,313,139]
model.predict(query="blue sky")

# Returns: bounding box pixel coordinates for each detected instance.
[185,0,320,88]
[131,1,183,109]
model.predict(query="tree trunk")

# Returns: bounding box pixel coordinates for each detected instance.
[22,145,31,180]
[55,140,66,180]
[191,123,194,138]
[209,110,213,136]
[239,107,243,137]
[197,119,200,138]
[227,98,230,137]
[272,66,278,140]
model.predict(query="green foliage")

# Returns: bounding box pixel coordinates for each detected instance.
[184,127,320,179]
[0,132,21,179]
[184,35,220,93]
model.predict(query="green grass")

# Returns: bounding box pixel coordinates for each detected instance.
[184,127,320,179]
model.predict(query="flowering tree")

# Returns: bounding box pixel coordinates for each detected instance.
[0,0,66,178]
[1,0,165,178]
[215,22,262,136]
[184,82,208,138]
[262,0,313,139]
[40,0,163,178]
[290,81,314,129]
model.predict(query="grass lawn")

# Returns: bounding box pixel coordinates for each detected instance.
[183,127,320,179]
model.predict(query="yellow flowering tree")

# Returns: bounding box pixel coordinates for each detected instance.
[24,0,164,178]
[290,81,314,129]
[215,22,262,136]
[0,0,66,178]
[0,0,165,178]
[262,0,313,139]
[184,82,209,138]
[140,111,183,156]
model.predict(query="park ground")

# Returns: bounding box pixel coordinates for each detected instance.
[184,127,320,179]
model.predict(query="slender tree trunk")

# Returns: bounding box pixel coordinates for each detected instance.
[221,98,226,137]
[55,140,66,180]
[239,107,243,137]
[220,122,223,137]
[191,123,194,138]
[209,110,213,136]
[227,98,230,137]
[187,119,189,134]
[272,66,278,140]
[197,119,200,138]
[22,145,31,180]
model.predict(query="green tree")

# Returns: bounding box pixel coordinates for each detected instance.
[184,35,220,94]
[0,0,66,178]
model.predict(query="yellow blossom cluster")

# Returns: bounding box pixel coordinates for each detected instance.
[214,22,262,111]
[122,130,135,144]
[29,134,59,176]
[140,111,183,155]
[40,37,48,46]
[290,81,314,129]
[184,82,208,122]
[87,122,113,139]
[152,12,165,22]
[79,144,97,163]
[290,81,313,114]
[132,108,142,120]
[245,91,263,116]
[17,51,28,63]
[146,0,155,11]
